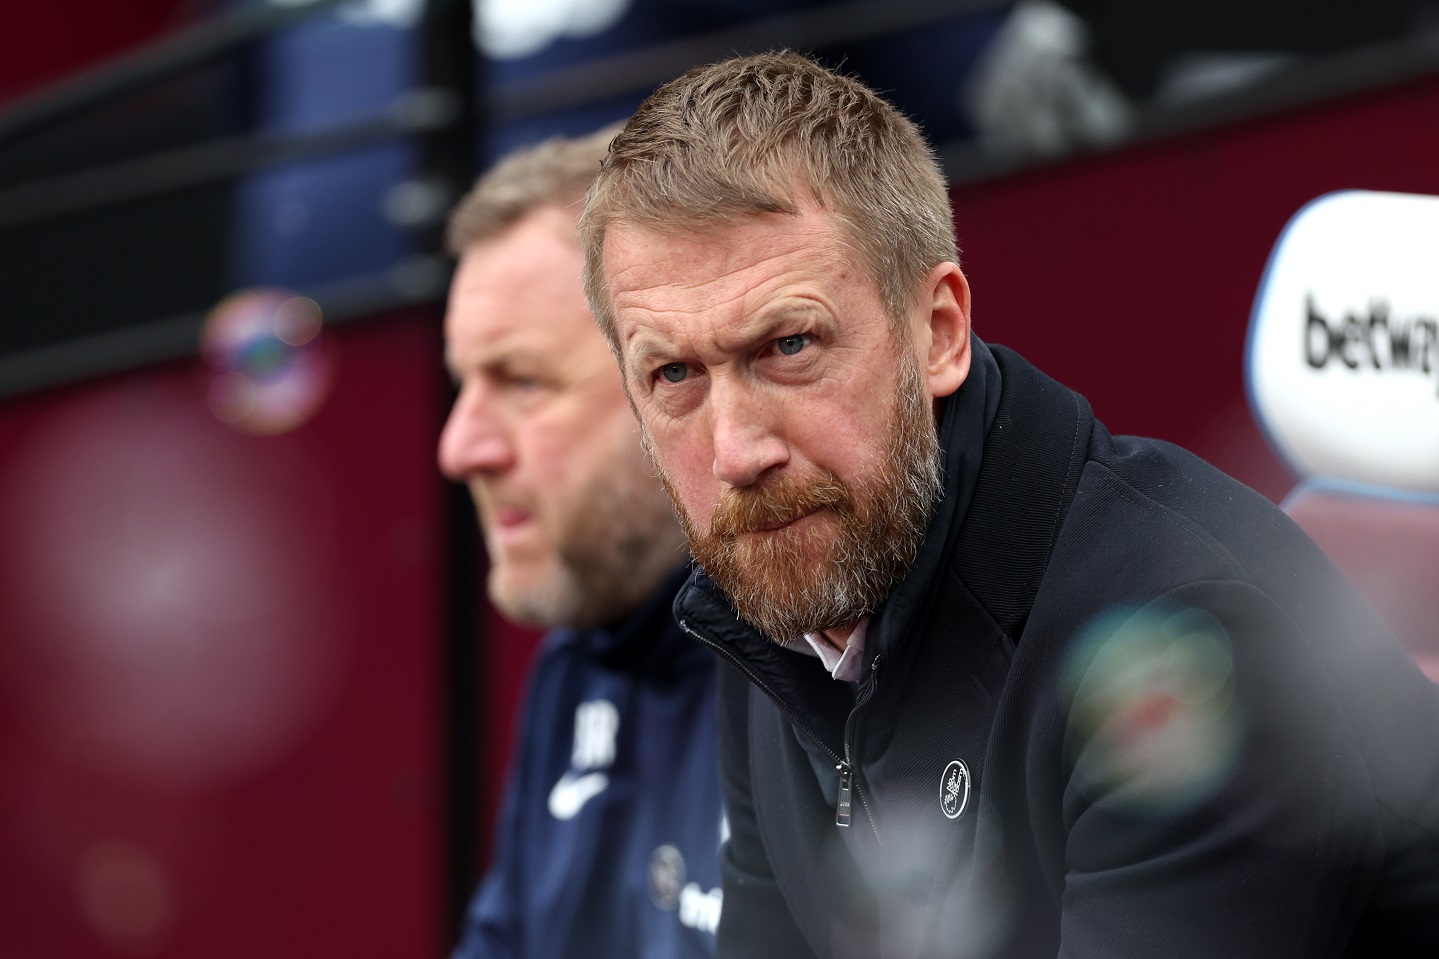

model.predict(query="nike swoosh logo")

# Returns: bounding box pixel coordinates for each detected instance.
[548,771,609,820]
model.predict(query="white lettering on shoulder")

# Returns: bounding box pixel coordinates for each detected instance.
[571,699,619,769]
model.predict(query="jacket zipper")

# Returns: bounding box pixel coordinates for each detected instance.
[837,654,881,831]
[679,617,883,842]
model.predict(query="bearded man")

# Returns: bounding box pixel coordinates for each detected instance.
[438,127,722,959]
[578,52,1439,959]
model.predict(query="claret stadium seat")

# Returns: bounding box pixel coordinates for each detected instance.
[1248,189,1439,680]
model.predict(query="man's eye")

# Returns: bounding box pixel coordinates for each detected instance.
[659,362,689,383]
[775,334,810,356]
[497,368,543,390]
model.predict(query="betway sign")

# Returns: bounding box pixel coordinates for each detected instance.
[1304,298,1438,384]
[1248,191,1439,495]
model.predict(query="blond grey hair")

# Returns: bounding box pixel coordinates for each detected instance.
[579,51,957,346]
[446,123,621,255]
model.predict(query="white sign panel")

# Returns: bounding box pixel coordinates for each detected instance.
[1248,190,1439,495]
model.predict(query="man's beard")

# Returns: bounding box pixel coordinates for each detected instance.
[657,353,942,642]
[486,450,685,631]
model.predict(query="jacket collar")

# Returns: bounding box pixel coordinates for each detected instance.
[559,565,704,683]
[864,337,1001,664]
[954,344,1092,638]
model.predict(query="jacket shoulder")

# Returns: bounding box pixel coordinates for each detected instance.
[1075,428,1324,591]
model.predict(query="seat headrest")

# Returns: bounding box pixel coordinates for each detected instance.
[1248,190,1439,497]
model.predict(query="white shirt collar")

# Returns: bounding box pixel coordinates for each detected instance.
[799,617,870,683]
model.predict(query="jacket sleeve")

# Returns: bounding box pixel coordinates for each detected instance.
[714,661,821,959]
[1053,581,1397,958]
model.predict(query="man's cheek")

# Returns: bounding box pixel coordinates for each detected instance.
[664,467,704,515]
[646,422,692,476]
[656,459,713,531]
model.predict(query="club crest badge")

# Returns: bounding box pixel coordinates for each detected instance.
[648,844,686,910]
[940,759,971,820]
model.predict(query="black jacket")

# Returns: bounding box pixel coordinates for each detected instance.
[675,341,1439,959]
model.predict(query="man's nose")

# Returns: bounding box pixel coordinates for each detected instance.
[709,378,789,488]
[437,387,515,480]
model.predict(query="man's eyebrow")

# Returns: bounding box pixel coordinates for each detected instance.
[625,337,674,369]
[621,303,833,370]
[760,302,828,324]
[731,303,832,346]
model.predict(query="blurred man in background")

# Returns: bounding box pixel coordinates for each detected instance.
[438,127,722,959]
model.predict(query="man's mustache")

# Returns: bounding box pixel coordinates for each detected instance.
[709,471,854,538]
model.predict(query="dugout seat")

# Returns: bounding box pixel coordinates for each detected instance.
[1248,189,1439,681]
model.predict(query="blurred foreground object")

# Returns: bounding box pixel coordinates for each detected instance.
[1249,189,1439,678]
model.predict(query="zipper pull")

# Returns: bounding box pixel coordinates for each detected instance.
[835,762,854,828]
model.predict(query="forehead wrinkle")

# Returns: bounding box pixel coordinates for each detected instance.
[748,298,833,333]
[609,208,856,358]
[614,274,753,356]
[714,296,827,355]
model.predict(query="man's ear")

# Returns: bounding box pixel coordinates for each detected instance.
[919,262,971,399]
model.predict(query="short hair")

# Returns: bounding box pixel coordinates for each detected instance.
[445,123,621,256]
[579,50,958,346]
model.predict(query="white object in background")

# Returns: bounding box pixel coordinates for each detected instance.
[962,0,1133,159]
[1248,190,1439,495]
[474,0,631,60]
